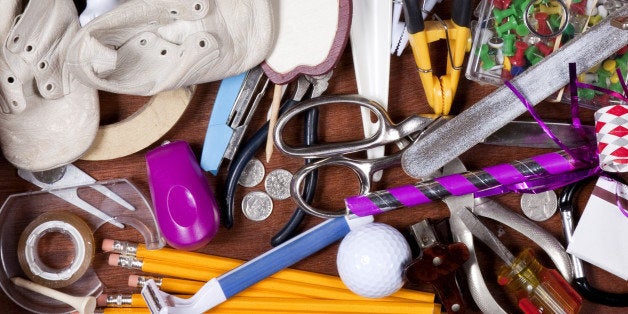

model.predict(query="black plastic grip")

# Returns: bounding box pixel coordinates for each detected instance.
[402,0,424,34]
[451,0,473,28]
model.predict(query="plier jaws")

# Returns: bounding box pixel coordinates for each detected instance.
[402,0,472,116]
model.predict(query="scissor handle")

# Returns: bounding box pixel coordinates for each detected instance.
[290,155,374,219]
[275,95,418,159]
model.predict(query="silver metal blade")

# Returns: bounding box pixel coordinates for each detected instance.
[401,10,628,179]
[456,206,516,265]
[482,121,595,148]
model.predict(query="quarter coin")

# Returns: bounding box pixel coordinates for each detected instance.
[238,158,265,187]
[520,190,558,221]
[242,191,273,221]
[264,169,293,200]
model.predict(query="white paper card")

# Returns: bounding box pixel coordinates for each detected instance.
[567,177,628,280]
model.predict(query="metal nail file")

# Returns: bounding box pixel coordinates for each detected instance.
[401,10,628,179]
[201,66,269,175]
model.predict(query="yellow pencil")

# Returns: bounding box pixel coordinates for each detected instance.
[111,254,418,302]
[129,275,307,299]
[98,294,439,314]
[104,239,434,303]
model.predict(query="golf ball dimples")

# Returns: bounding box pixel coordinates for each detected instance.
[336,222,412,298]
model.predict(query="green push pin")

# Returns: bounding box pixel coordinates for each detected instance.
[495,18,519,37]
[480,44,496,70]
[502,33,517,56]
[577,88,596,101]
[493,6,517,22]
[524,45,543,65]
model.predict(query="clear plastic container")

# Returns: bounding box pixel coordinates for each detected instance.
[466,0,627,109]
[0,179,164,313]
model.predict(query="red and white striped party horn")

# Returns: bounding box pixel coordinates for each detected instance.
[345,147,598,216]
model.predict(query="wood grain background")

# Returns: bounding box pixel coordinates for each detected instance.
[0,2,626,312]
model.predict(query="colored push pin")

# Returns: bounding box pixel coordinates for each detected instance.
[539,2,564,16]
[524,45,543,65]
[515,0,532,15]
[493,0,512,10]
[615,53,628,77]
[535,41,553,56]
[510,41,528,75]
[515,21,530,37]
[597,59,617,89]
[495,17,519,37]
[588,14,604,26]
[493,6,517,23]
[488,37,505,64]
[480,44,497,70]
[534,12,552,36]
[570,1,587,15]
[502,33,517,56]
[609,73,625,94]
[511,41,528,67]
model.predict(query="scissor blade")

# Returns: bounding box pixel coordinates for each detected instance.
[482,121,595,148]
[456,206,516,265]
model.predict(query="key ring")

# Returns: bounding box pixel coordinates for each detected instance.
[524,0,570,39]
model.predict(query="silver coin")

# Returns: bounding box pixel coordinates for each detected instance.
[264,169,293,200]
[242,191,273,221]
[238,158,265,187]
[520,190,558,222]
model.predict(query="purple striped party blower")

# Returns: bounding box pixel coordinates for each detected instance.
[345,147,599,216]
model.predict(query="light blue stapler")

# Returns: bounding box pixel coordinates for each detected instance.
[201,66,269,175]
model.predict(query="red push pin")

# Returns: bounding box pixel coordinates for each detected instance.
[511,41,528,67]
[534,12,552,36]
[493,0,512,10]
[535,41,553,56]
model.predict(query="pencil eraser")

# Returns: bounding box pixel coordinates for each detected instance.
[128,275,139,287]
[101,239,114,252]
[96,294,108,307]
[108,254,120,266]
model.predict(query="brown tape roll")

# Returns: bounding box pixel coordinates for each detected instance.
[17,211,95,289]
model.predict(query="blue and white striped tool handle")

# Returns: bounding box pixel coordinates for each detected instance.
[143,215,374,313]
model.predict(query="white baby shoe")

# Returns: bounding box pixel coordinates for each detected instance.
[0,0,99,171]
[65,0,276,96]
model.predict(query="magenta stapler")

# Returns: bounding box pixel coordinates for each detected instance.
[146,141,220,250]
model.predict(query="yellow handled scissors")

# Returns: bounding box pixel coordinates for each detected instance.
[402,0,472,116]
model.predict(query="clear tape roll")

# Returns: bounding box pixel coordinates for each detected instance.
[17,211,95,289]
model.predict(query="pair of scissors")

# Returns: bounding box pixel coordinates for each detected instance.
[441,158,576,314]
[274,94,445,219]
[402,0,472,116]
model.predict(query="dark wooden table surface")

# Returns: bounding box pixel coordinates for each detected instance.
[1,4,627,313]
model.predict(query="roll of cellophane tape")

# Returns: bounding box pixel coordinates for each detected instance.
[0,179,164,313]
[17,211,95,289]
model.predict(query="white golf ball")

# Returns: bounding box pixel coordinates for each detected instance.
[336,222,412,298]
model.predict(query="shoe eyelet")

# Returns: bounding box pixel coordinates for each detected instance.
[194,3,202,11]
[7,77,14,84]
[139,39,147,46]
[199,40,206,48]
[161,50,167,56]
[25,45,33,52]
[39,61,47,70]
[45,83,54,91]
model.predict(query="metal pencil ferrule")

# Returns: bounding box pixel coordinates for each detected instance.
[111,239,139,255]
[117,255,143,269]
[136,275,163,288]
[106,294,133,306]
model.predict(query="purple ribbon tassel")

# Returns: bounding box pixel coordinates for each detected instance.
[345,147,598,216]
